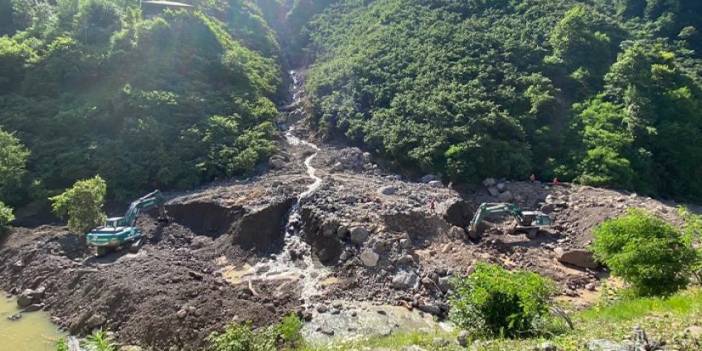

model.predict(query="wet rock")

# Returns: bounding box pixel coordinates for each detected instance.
[556,248,598,269]
[17,287,45,308]
[360,249,380,267]
[23,303,45,312]
[7,313,22,321]
[350,226,370,244]
[378,185,398,195]
[391,271,418,289]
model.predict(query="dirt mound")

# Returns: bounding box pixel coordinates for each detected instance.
[167,201,244,237]
[232,197,296,252]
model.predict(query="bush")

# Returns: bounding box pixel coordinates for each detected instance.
[49,175,107,234]
[449,263,555,338]
[83,329,117,351]
[591,209,698,296]
[0,200,14,232]
[207,314,303,351]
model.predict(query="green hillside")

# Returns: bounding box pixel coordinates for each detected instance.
[305,0,702,199]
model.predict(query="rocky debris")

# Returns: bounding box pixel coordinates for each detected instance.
[166,201,242,237]
[555,248,598,269]
[428,180,443,188]
[269,155,287,169]
[330,147,368,172]
[482,178,496,187]
[23,303,45,312]
[360,249,380,267]
[437,198,473,228]
[7,313,22,321]
[534,342,559,351]
[447,226,466,240]
[487,186,500,197]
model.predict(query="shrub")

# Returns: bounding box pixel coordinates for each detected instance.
[0,200,14,233]
[207,314,303,351]
[55,338,69,351]
[449,263,555,338]
[591,208,698,296]
[49,175,107,234]
[83,329,117,351]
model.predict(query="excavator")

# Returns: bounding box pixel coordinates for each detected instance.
[467,202,551,240]
[86,190,167,256]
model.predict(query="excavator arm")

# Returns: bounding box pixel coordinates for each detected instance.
[122,190,166,227]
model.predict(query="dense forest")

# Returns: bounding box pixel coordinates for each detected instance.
[0,0,283,214]
[1,0,702,223]
[305,0,702,200]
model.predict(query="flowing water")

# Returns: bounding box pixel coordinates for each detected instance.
[0,295,64,350]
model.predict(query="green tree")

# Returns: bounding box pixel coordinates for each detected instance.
[0,127,30,197]
[449,263,555,337]
[591,209,698,296]
[0,201,14,233]
[49,175,107,234]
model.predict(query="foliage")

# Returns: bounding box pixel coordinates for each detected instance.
[55,338,69,351]
[449,263,555,338]
[305,0,702,199]
[0,127,29,198]
[0,0,282,203]
[591,209,698,296]
[49,175,107,234]
[0,201,14,233]
[83,329,117,351]
[207,314,303,351]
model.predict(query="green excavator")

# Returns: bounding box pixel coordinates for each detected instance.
[86,190,167,256]
[467,202,552,240]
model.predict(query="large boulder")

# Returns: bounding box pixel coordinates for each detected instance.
[17,287,45,308]
[421,174,439,183]
[556,248,598,269]
[437,198,472,228]
[378,185,398,195]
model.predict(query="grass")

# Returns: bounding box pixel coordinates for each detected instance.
[299,287,702,351]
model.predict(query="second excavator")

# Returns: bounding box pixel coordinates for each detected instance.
[467,202,551,240]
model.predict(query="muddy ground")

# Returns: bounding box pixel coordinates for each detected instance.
[0,71,694,349]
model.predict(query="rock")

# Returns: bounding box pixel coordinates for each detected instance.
[350,226,370,244]
[316,305,328,313]
[457,330,470,347]
[534,342,558,351]
[438,276,451,292]
[17,287,45,308]
[7,313,21,321]
[416,303,442,316]
[437,198,472,227]
[378,185,398,195]
[497,190,513,202]
[432,337,450,347]
[482,178,496,187]
[189,236,212,250]
[399,238,412,249]
[176,308,188,319]
[269,157,286,169]
[421,174,439,183]
[23,303,44,312]
[684,325,702,340]
[360,249,380,267]
[448,226,466,240]
[487,186,500,197]
[496,183,506,192]
[85,314,106,329]
[586,283,596,291]
[428,180,442,188]
[586,340,632,351]
[391,271,419,289]
[556,248,598,269]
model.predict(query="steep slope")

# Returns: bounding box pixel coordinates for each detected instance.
[304,0,702,200]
